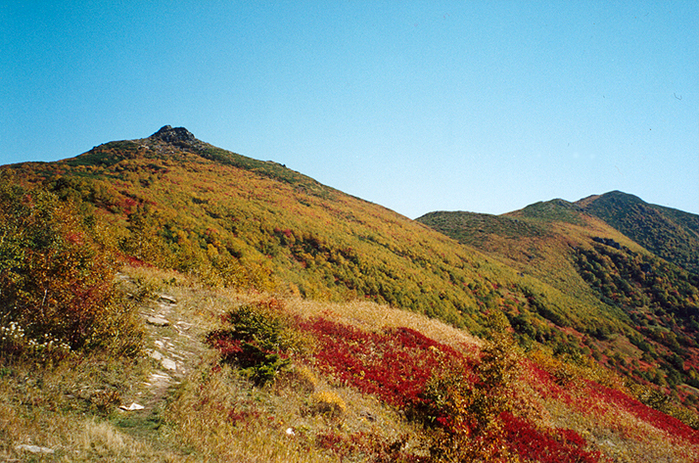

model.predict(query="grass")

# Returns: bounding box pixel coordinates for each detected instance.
[282,297,481,350]
[1,265,698,462]
[0,354,175,462]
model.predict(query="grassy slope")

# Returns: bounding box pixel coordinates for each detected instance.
[416,203,641,327]
[2,266,698,462]
[2,130,699,461]
[6,131,696,392]
[417,200,699,402]
[3,133,621,337]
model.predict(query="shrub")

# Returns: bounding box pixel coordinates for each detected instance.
[301,318,468,409]
[205,299,300,384]
[309,389,346,417]
[584,380,699,446]
[501,412,601,463]
[0,178,142,356]
[418,327,527,462]
[288,364,318,393]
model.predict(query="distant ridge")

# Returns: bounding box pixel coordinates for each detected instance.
[577,191,699,275]
[418,192,699,277]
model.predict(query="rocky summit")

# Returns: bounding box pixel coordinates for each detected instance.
[150,125,196,143]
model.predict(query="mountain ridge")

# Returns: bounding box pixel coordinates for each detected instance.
[2,126,698,461]
[575,191,699,275]
[417,194,699,398]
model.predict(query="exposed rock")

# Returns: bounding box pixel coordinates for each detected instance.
[161,358,178,371]
[148,349,178,371]
[146,372,171,387]
[145,315,170,326]
[150,125,196,143]
[15,444,55,454]
[119,402,145,411]
[175,321,192,333]
[158,294,177,304]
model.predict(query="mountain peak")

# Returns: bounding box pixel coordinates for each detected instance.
[149,125,196,143]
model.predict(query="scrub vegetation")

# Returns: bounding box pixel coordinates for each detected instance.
[1,127,697,461]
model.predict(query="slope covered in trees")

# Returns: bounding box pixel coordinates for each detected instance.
[418,199,699,402]
[3,127,622,337]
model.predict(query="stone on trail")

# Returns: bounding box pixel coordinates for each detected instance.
[146,372,171,389]
[15,444,55,454]
[119,402,145,411]
[158,294,177,304]
[145,315,170,326]
[161,358,178,371]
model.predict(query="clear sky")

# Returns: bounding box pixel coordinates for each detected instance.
[2,1,697,218]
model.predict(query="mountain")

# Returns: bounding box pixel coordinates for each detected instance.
[4,126,620,335]
[577,191,699,275]
[1,126,698,462]
[418,197,699,394]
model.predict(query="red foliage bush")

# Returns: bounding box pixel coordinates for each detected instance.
[584,380,699,445]
[501,412,601,463]
[524,357,699,449]
[304,320,606,462]
[301,318,469,409]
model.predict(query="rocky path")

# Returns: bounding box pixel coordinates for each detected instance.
[118,285,208,421]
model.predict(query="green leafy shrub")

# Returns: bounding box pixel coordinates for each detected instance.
[206,299,300,384]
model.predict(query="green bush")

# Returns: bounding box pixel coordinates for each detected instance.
[205,299,300,384]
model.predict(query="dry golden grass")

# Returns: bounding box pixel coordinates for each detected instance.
[309,389,347,416]
[0,373,188,462]
[118,268,424,462]
[164,353,425,463]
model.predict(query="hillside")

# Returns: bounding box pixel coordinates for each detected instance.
[418,199,699,403]
[1,126,698,461]
[577,191,699,275]
[2,126,626,337]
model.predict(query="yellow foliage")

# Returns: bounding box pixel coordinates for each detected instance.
[310,389,346,417]
[290,364,319,393]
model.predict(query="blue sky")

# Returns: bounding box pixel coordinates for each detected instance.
[2,1,697,218]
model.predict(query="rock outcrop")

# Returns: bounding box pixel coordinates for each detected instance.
[150,125,196,143]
